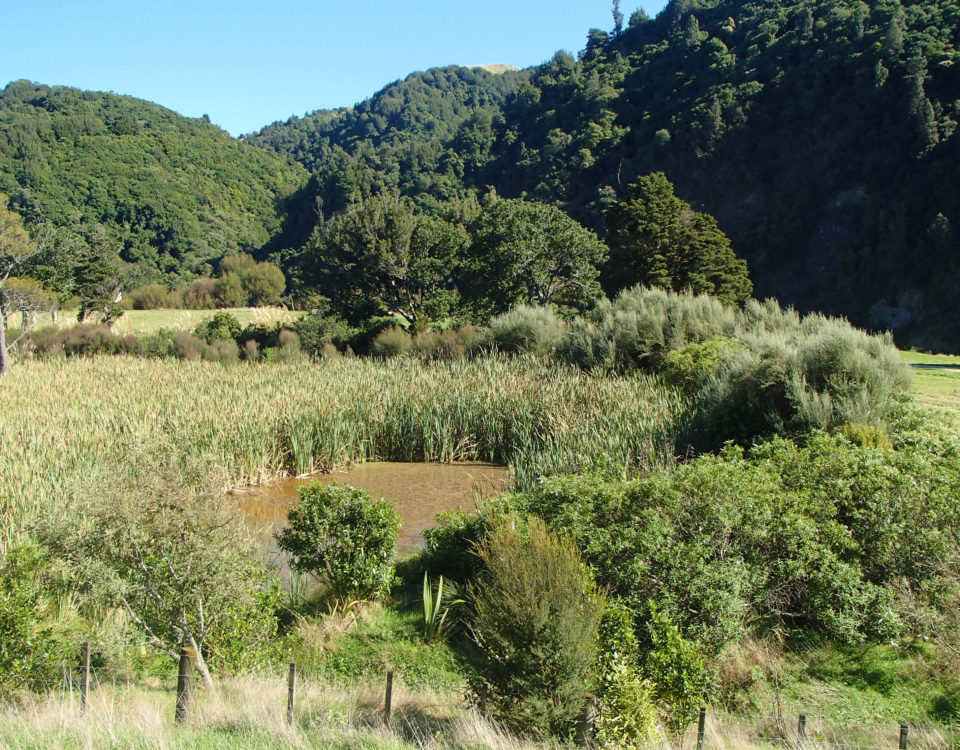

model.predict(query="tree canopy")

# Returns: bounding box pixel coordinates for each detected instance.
[603,172,751,304]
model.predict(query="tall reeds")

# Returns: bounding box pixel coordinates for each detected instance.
[0,355,682,550]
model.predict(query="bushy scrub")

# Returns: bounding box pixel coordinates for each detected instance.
[513,424,960,650]
[292,312,356,357]
[486,305,565,355]
[276,483,401,607]
[690,314,910,447]
[370,325,413,358]
[39,464,281,685]
[467,517,605,738]
[0,544,75,695]
[595,600,657,748]
[193,311,242,344]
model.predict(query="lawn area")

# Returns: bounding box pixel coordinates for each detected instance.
[899,350,960,418]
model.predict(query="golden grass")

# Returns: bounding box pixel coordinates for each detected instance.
[24,307,302,335]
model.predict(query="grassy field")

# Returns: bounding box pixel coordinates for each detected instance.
[900,350,960,417]
[28,307,302,335]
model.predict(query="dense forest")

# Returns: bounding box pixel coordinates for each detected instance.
[3,0,960,346]
[251,0,960,348]
[0,81,311,287]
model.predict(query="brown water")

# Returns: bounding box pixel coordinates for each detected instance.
[234,462,510,566]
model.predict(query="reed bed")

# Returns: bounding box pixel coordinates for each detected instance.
[0,354,683,548]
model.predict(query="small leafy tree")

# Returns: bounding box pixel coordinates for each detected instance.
[194,311,242,344]
[40,466,280,686]
[276,482,401,607]
[468,516,606,738]
[645,604,715,744]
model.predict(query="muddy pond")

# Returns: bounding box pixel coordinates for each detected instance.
[234,462,510,568]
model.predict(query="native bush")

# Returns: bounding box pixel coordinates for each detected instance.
[467,516,605,738]
[487,305,565,355]
[292,312,356,357]
[276,482,401,606]
[0,544,75,695]
[194,311,242,344]
[370,326,413,358]
[595,599,657,748]
[128,283,171,310]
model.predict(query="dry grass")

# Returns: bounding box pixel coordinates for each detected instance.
[26,307,302,336]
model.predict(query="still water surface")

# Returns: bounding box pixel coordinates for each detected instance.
[235,462,510,564]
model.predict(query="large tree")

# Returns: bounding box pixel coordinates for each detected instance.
[461,198,608,319]
[302,192,466,327]
[0,199,42,376]
[603,173,752,305]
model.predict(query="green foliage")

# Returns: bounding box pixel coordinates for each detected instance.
[604,172,752,304]
[38,465,281,681]
[370,326,413,358]
[462,198,607,318]
[468,516,606,738]
[276,482,401,605]
[645,604,716,739]
[595,600,658,748]
[291,312,356,357]
[0,544,74,695]
[421,572,463,641]
[194,311,242,344]
[661,336,740,394]
[0,81,309,287]
[513,421,960,651]
[486,304,565,355]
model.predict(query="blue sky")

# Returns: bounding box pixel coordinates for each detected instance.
[1,0,667,137]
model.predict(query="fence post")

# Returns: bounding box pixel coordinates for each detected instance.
[697,707,707,750]
[798,714,807,745]
[80,642,90,713]
[286,662,297,725]
[174,647,196,724]
[575,694,597,747]
[899,724,909,750]
[479,684,488,718]
[384,669,394,727]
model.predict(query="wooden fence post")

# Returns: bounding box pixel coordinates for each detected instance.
[798,714,807,745]
[174,647,195,724]
[479,684,488,718]
[697,707,707,750]
[575,694,597,747]
[384,669,394,727]
[80,642,90,713]
[899,724,909,750]
[286,662,297,725]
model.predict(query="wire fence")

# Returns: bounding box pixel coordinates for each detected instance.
[13,642,960,750]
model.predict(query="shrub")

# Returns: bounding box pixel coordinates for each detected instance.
[467,516,605,738]
[128,283,170,310]
[595,600,657,749]
[292,313,356,357]
[194,311,242,344]
[183,277,218,309]
[0,544,74,695]
[370,326,412,358]
[276,483,401,606]
[645,604,716,739]
[487,305,564,355]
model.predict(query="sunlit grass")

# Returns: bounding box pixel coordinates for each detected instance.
[26,307,303,335]
[0,355,682,550]
[899,350,960,419]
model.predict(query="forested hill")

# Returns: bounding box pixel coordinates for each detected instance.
[245,65,528,216]
[0,81,311,286]
[250,0,960,349]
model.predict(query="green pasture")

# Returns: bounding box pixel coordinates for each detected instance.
[900,350,960,418]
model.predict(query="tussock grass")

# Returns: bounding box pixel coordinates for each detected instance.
[0,355,682,549]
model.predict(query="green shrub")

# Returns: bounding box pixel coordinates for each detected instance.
[645,604,716,739]
[194,311,242,344]
[661,337,740,394]
[276,483,401,606]
[0,544,74,695]
[595,600,657,749]
[128,283,171,310]
[467,516,605,738]
[292,312,356,357]
[487,305,564,355]
[370,326,412,358]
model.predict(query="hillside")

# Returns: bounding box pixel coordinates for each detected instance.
[249,0,960,349]
[0,81,312,286]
